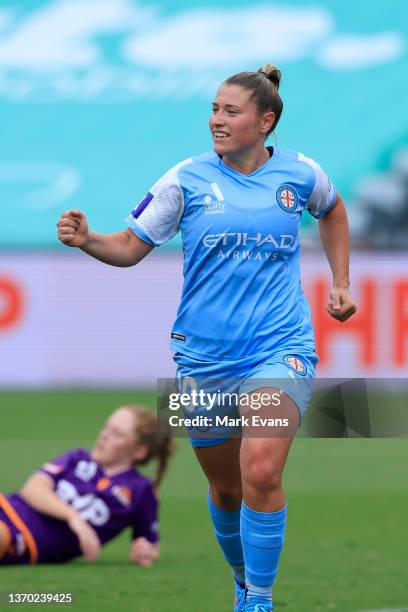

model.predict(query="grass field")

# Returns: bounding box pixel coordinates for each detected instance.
[0,390,407,612]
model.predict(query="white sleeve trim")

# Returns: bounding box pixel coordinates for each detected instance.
[126,157,192,246]
[298,152,336,219]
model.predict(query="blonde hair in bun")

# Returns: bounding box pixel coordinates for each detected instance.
[257,64,282,90]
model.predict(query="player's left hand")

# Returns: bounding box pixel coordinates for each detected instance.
[67,514,101,562]
[129,537,159,566]
[327,287,357,322]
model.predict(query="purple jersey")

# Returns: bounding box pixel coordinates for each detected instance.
[0,449,158,563]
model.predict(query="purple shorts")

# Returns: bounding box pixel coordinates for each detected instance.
[0,511,31,564]
[0,496,36,565]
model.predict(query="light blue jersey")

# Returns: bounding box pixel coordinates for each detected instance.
[126,147,336,361]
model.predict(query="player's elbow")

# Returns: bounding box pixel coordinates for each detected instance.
[19,472,53,500]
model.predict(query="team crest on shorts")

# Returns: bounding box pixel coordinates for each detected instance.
[276,185,298,212]
[284,355,307,376]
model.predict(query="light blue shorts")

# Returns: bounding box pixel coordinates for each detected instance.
[174,350,318,447]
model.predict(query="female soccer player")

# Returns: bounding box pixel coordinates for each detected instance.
[0,406,173,566]
[57,65,356,610]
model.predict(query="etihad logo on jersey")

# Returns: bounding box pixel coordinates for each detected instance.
[217,250,279,262]
[202,232,295,249]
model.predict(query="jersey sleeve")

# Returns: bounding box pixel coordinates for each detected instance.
[37,449,81,484]
[125,158,192,247]
[131,484,159,544]
[298,153,337,219]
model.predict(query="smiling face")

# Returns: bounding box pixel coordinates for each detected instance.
[91,408,146,470]
[209,83,275,157]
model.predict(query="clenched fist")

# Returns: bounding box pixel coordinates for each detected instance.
[57,210,89,248]
[327,287,357,322]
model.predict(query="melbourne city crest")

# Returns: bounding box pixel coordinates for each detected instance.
[276,185,298,212]
[284,355,307,376]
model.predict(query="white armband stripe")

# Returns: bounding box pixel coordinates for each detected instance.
[126,158,192,246]
[298,152,336,219]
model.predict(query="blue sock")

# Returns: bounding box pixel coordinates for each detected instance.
[241,502,287,602]
[207,492,245,585]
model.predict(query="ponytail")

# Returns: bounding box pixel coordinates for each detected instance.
[154,436,175,488]
[126,405,175,487]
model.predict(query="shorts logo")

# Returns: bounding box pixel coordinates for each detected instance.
[277,185,298,212]
[16,533,27,557]
[284,355,307,376]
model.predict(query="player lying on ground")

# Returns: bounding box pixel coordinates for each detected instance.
[0,405,173,565]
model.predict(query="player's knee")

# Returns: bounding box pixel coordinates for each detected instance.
[244,461,282,493]
[210,481,242,508]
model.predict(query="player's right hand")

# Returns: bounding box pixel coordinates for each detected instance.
[67,514,101,561]
[57,209,89,248]
[129,537,159,566]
